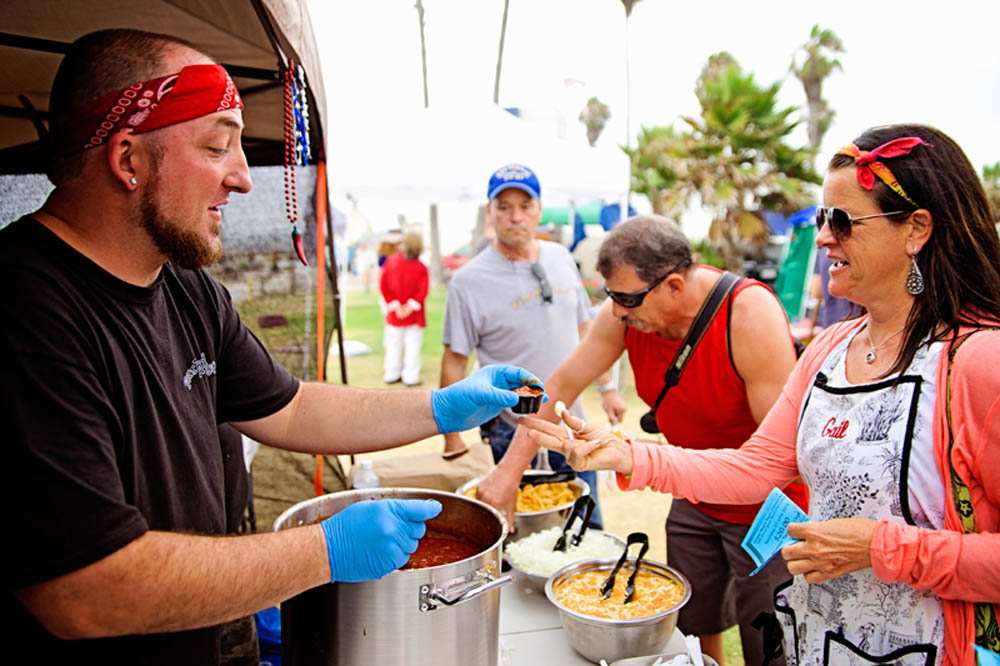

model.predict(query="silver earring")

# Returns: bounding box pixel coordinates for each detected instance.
[129,177,138,186]
[906,255,925,295]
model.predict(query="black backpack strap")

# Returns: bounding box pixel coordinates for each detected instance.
[648,271,741,413]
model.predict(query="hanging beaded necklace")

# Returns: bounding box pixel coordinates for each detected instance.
[282,61,311,265]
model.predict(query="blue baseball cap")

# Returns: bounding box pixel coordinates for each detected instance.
[487,163,541,200]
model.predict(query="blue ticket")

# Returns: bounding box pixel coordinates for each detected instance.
[976,645,1000,666]
[741,487,810,576]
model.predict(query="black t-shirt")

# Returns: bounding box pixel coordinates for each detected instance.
[0,217,300,664]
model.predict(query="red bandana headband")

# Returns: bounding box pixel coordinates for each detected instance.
[67,64,243,154]
[836,137,929,207]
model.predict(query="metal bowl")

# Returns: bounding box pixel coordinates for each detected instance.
[545,559,691,664]
[609,652,719,666]
[506,530,627,592]
[455,470,590,539]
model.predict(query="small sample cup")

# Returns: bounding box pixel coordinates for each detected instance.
[511,385,544,414]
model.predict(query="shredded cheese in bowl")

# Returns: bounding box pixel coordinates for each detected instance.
[505,526,624,578]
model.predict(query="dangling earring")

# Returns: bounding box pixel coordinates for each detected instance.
[905,252,925,295]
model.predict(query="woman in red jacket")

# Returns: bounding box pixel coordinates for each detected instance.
[380,233,429,386]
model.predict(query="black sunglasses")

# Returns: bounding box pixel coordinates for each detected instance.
[531,262,553,304]
[603,266,679,309]
[815,206,910,240]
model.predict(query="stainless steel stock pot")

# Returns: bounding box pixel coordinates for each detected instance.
[273,487,510,666]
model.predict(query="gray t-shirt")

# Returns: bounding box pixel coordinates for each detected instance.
[443,241,592,420]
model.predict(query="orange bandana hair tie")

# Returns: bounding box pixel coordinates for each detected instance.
[836,137,929,207]
[67,64,243,154]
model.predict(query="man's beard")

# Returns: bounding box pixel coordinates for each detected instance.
[138,177,222,270]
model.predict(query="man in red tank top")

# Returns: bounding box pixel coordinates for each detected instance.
[475,216,805,666]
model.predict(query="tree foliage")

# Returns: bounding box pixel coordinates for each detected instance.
[579,96,611,146]
[620,0,640,18]
[983,161,1000,226]
[791,24,845,152]
[628,52,820,267]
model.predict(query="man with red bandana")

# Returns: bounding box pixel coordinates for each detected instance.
[0,29,540,664]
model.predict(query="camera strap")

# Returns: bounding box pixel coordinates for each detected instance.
[640,271,742,433]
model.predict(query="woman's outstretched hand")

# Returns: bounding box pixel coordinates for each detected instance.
[518,403,635,475]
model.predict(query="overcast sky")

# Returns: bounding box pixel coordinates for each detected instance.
[307,0,1000,245]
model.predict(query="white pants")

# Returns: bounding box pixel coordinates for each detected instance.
[383,324,423,385]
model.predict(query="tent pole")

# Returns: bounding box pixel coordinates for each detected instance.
[322,165,352,468]
[315,161,328,382]
[313,161,328,496]
[248,0,289,68]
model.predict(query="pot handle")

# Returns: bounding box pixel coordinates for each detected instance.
[419,570,512,612]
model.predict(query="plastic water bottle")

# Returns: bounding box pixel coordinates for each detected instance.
[352,460,380,489]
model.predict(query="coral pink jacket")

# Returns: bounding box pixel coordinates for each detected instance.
[620,318,1000,665]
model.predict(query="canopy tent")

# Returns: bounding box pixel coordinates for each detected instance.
[539,201,636,252]
[540,201,604,226]
[0,0,348,498]
[0,0,326,171]
[329,104,630,206]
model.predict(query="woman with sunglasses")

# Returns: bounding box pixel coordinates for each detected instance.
[521,124,1000,665]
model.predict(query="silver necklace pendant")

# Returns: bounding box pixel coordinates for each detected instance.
[865,349,877,364]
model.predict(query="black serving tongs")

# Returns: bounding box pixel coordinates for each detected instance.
[599,532,649,604]
[519,470,576,488]
[552,494,595,552]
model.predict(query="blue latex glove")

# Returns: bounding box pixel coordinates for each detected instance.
[320,499,442,582]
[431,364,543,433]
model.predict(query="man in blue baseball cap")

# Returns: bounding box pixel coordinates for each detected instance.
[486,163,542,200]
[438,164,626,529]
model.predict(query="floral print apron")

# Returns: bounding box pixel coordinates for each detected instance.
[775,328,946,665]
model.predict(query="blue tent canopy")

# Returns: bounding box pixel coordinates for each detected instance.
[569,202,635,251]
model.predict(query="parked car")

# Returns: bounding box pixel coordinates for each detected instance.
[442,239,490,276]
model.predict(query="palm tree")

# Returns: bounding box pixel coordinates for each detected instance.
[413,0,443,284]
[790,25,845,155]
[983,162,1000,226]
[415,0,430,108]
[579,96,611,146]
[628,53,819,268]
[621,0,640,215]
[493,0,510,104]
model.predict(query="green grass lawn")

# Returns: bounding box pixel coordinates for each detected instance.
[330,286,451,387]
[235,283,451,387]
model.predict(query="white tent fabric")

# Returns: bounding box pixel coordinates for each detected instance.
[328,104,628,206]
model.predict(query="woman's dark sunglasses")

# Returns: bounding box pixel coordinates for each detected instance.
[604,271,672,309]
[815,206,910,240]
